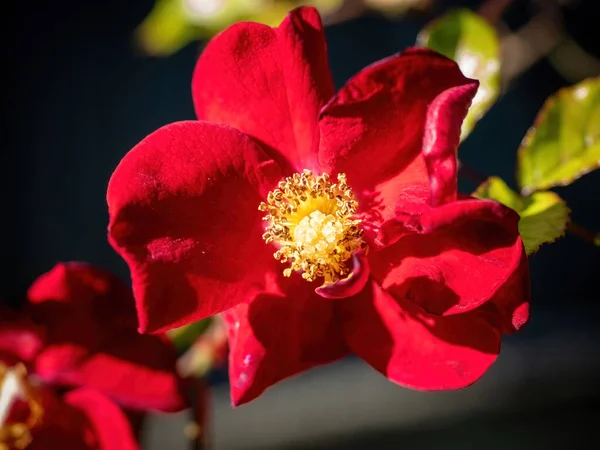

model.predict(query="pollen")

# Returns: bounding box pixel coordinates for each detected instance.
[0,363,44,450]
[259,170,366,283]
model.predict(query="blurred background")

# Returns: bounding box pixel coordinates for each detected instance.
[4,0,600,448]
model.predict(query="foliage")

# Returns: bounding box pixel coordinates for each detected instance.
[474,177,570,254]
[517,77,600,194]
[136,0,344,56]
[418,9,501,139]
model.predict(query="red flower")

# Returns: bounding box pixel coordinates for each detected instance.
[0,366,138,450]
[0,263,187,449]
[107,7,529,405]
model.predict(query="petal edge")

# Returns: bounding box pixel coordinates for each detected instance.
[107,121,283,333]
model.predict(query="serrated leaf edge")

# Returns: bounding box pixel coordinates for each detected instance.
[517,77,600,194]
[521,192,571,255]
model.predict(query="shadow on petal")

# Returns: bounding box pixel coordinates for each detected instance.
[341,281,500,391]
[315,251,370,299]
[385,275,460,316]
[370,208,522,317]
[225,279,348,405]
[480,250,531,333]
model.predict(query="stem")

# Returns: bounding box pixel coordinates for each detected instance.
[478,0,513,25]
[186,380,209,450]
[567,222,600,247]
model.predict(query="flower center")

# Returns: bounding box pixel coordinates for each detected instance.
[0,363,44,450]
[259,170,366,283]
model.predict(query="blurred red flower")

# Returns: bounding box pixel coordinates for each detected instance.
[0,263,187,449]
[107,6,529,406]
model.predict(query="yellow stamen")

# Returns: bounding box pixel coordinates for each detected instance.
[259,170,366,283]
[0,363,44,450]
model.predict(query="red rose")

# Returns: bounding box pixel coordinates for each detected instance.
[0,369,138,450]
[107,7,529,406]
[0,263,187,449]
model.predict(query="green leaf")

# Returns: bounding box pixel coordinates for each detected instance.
[417,9,501,140]
[167,318,213,354]
[135,0,344,56]
[135,0,288,56]
[474,177,570,255]
[134,0,198,57]
[365,0,432,16]
[517,77,600,194]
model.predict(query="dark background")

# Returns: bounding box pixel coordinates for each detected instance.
[4,0,600,448]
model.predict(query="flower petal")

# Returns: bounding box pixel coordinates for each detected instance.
[35,332,186,412]
[0,307,44,364]
[64,389,139,450]
[484,250,531,333]
[423,83,477,206]
[371,199,526,316]
[319,48,477,223]
[107,121,284,333]
[26,263,187,411]
[31,388,138,450]
[223,278,347,406]
[341,281,500,390]
[27,262,137,337]
[314,250,370,299]
[192,6,334,172]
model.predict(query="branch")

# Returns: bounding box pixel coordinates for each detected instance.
[566,222,600,247]
[185,380,209,450]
